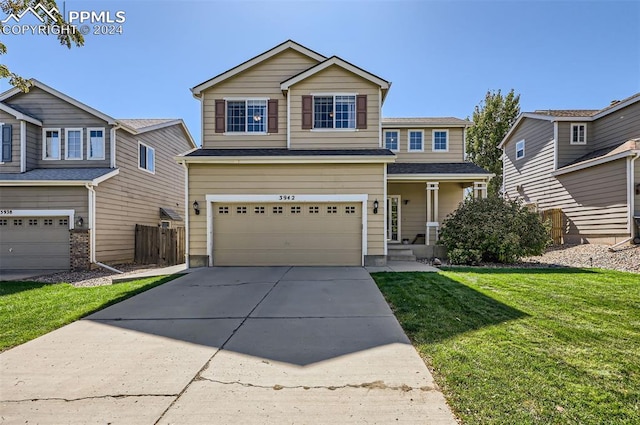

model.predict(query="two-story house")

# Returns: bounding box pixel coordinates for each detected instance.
[500,93,640,245]
[0,80,196,271]
[178,40,492,267]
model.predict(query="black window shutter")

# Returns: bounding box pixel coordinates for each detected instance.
[356,95,367,129]
[1,124,12,162]
[215,99,225,133]
[268,99,278,133]
[301,95,313,130]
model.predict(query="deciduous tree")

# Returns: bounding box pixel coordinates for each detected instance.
[466,89,520,196]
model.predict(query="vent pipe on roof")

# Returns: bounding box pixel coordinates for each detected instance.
[610,100,620,106]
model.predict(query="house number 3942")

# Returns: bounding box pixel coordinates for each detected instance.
[279,195,295,201]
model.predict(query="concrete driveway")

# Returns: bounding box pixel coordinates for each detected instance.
[0,267,456,424]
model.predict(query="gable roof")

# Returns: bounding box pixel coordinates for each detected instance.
[382,117,472,127]
[0,102,42,125]
[191,40,326,97]
[118,118,197,148]
[499,92,640,149]
[0,79,117,125]
[280,56,391,97]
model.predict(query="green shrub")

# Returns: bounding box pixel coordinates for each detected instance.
[439,197,550,264]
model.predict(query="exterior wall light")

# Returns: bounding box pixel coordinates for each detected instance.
[193,200,200,215]
[75,216,83,227]
[373,199,379,214]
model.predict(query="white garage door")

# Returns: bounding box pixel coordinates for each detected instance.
[0,216,70,270]
[212,203,362,266]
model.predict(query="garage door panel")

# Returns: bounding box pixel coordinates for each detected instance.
[0,216,70,270]
[213,202,362,266]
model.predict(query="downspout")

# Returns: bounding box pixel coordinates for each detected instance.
[85,182,122,273]
[286,91,291,149]
[110,125,118,168]
[20,121,26,172]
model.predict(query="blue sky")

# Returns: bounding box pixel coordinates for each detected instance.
[2,0,639,145]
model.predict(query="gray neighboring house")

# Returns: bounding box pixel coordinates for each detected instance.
[500,93,640,245]
[0,80,196,271]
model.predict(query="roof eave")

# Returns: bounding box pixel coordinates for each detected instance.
[387,173,494,181]
[176,155,395,165]
[552,150,636,176]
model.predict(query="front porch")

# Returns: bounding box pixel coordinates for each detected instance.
[385,163,491,259]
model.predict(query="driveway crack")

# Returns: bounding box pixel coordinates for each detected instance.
[196,377,436,392]
[2,394,178,403]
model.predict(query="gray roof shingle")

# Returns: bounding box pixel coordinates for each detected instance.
[382,117,472,126]
[118,119,178,130]
[0,168,115,181]
[185,148,395,157]
[388,163,491,175]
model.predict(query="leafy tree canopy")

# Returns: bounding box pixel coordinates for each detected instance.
[0,0,84,90]
[466,89,520,197]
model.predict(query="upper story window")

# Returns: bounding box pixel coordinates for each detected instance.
[65,128,83,160]
[138,141,155,174]
[226,99,267,133]
[87,128,105,160]
[1,124,12,162]
[384,130,399,151]
[516,139,525,160]
[408,130,424,152]
[570,123,587,145]
[43,128,61,160]
[313,95,356,129]
[432,130,449,152]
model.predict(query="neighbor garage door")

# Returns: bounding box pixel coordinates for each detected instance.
[0,216,70,270]
[212,203,362,266]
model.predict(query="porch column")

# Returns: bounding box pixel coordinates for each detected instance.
[473,182,488,199]
[426,182,439,245]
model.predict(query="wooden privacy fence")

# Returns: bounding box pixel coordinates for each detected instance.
[541,208,563,245]
[135,225,185,265]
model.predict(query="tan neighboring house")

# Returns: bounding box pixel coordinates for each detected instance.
[0,80,196,271]
[178,40,492,267]
[500,93,640,245]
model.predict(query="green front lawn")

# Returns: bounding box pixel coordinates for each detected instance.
[0,275,180,351]
[373,268,640,424]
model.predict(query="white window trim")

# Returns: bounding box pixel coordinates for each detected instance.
[64,128,84,160]
[42,128,61,160]
[432,129,449,152]
[311,92,358,132]
[570,123,587,145]
[223,97,269,135]
[383,129,400,152]
[138,141,156,174]
[516,139,525,160]
[87,127,105,160]
[0,121,4,164]
[408,129,424,152]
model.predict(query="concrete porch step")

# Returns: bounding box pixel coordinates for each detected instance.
[387,255,417,262]
[387,248,414,256]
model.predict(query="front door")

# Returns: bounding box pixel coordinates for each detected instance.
[387,196,401,242]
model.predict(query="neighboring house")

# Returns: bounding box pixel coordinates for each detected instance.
[178,40,492,267]
[500,93,640,245]
[0,80,196,271]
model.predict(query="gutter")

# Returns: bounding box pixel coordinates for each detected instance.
[176,156,396,165]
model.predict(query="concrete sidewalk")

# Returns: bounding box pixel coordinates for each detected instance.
[0,266,457,424]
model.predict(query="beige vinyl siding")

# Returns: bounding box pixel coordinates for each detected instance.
[94,126,189,263]
[187,163,385,259]
[6,87,112,168]
[592,101,640,150]
[0,111,21,173]
[201,50,319,148]
[387,127,465,163]
[289,65,380,149]
[25,122,39,171]
[0,186,88,218]
[388,182,464,242]
[635,160,640,217]
[504,118,630,240]
[557,122,592,168]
